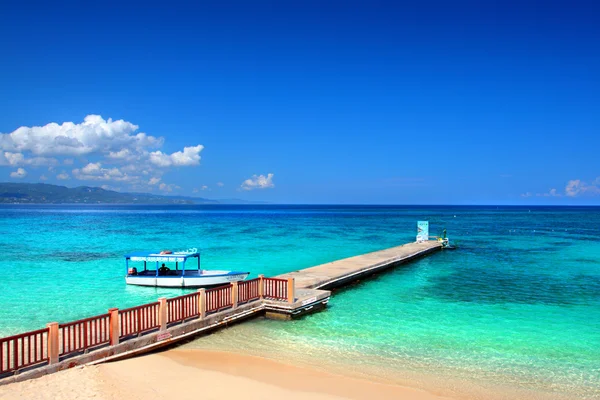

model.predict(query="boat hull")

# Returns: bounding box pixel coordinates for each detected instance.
[125,271,250,288]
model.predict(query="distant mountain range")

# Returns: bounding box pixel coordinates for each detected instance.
[0,183,262,205]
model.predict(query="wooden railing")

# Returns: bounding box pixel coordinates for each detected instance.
[263,277,288,301]
[167,292,199,324]
[205,284,233,314]
[59,314,110,356]
[238,278,260,304]
[0,275,295,376]
[0,328,48,374]
[119,302,160,338]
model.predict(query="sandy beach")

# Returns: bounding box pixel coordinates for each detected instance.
[0,349,452,400]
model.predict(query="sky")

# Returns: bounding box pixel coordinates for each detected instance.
[0,1,598,204]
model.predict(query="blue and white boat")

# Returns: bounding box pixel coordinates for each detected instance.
[124,249,249,288]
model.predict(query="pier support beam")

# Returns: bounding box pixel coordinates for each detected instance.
[197,289,206,319]
[231,282,238,309]
[108,308,119,346]
[46,322,59,365]
[158,298,167,330]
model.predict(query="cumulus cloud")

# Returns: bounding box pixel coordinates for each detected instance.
[158,182,180,192]
[10,168,27,178]
[0,115,163,156]
[149,145,203,167]
[565,178,600,197]
[40,174,48,181]
[100,184,120,191]
[57,172,70,180]
[1,152,58,167]
[192,186,209,193]
[72,163,132,182]
[0,115,205,189]
[523,177,600,198]
[240,173,275,191]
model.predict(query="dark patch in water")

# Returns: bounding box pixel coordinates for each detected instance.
[426,267,600,306]
[51,251,115,262]
[574,258,600,264]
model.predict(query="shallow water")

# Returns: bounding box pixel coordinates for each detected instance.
[0,205,598,399]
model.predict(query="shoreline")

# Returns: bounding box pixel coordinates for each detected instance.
[0,349,453,400]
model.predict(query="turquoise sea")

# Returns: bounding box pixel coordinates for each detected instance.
[0,205,598,399]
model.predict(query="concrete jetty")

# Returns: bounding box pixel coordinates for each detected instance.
[278,240,442,290]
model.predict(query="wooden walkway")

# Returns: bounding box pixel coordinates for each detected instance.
[278,240,442,290]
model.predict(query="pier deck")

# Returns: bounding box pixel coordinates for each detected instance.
[278,240,442,290]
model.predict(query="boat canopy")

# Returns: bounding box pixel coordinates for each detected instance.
[125,250,200,263]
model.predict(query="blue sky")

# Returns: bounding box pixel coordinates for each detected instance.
[0,1,598,204]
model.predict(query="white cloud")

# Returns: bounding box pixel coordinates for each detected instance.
[240,173,275,191]
[159,182,180,192]
[57,172,70,180]
[82,162,102,175]
[40,174,48,181]
[10,168,27,178]
[565,178,600,197]
[108,149,132,160]
[525,177,600,199]
[4,152,24,165]
[545,188,560,197]
[0,115,165,157]
[72,162,138,183]
[100,184,120,191]
[1,115,205,189]
[1,152,58,167]
[217,182,224,187]
[149,145,203,167]
[192,185,209,193]
[25,116,156,155]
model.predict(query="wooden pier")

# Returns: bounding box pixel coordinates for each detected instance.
[0,240,443,384]
[278,240,442,290]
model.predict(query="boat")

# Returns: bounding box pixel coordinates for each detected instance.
[124,248,250,288]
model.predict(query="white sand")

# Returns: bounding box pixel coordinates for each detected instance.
[0,349,452,400]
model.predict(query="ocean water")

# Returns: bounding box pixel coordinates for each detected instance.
[0,205,598,399]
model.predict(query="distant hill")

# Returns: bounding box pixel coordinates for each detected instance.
[0,183,226,204]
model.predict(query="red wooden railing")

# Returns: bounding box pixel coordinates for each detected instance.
[0,328,48,374]
[263,277,288,300]
[119,302,160,338]
[167,292,199,324]
[238,278,260,304]
[205,284,233,314]
[0,275,292,377]
[59,314,110,356]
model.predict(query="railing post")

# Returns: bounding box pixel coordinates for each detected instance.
[258,274,265,299]
[231,282,238,309]
[158,298,167,330]
[287,277,295,303]
[46,322,59,365]
[108,308,119,346]
[197,289,206,319]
